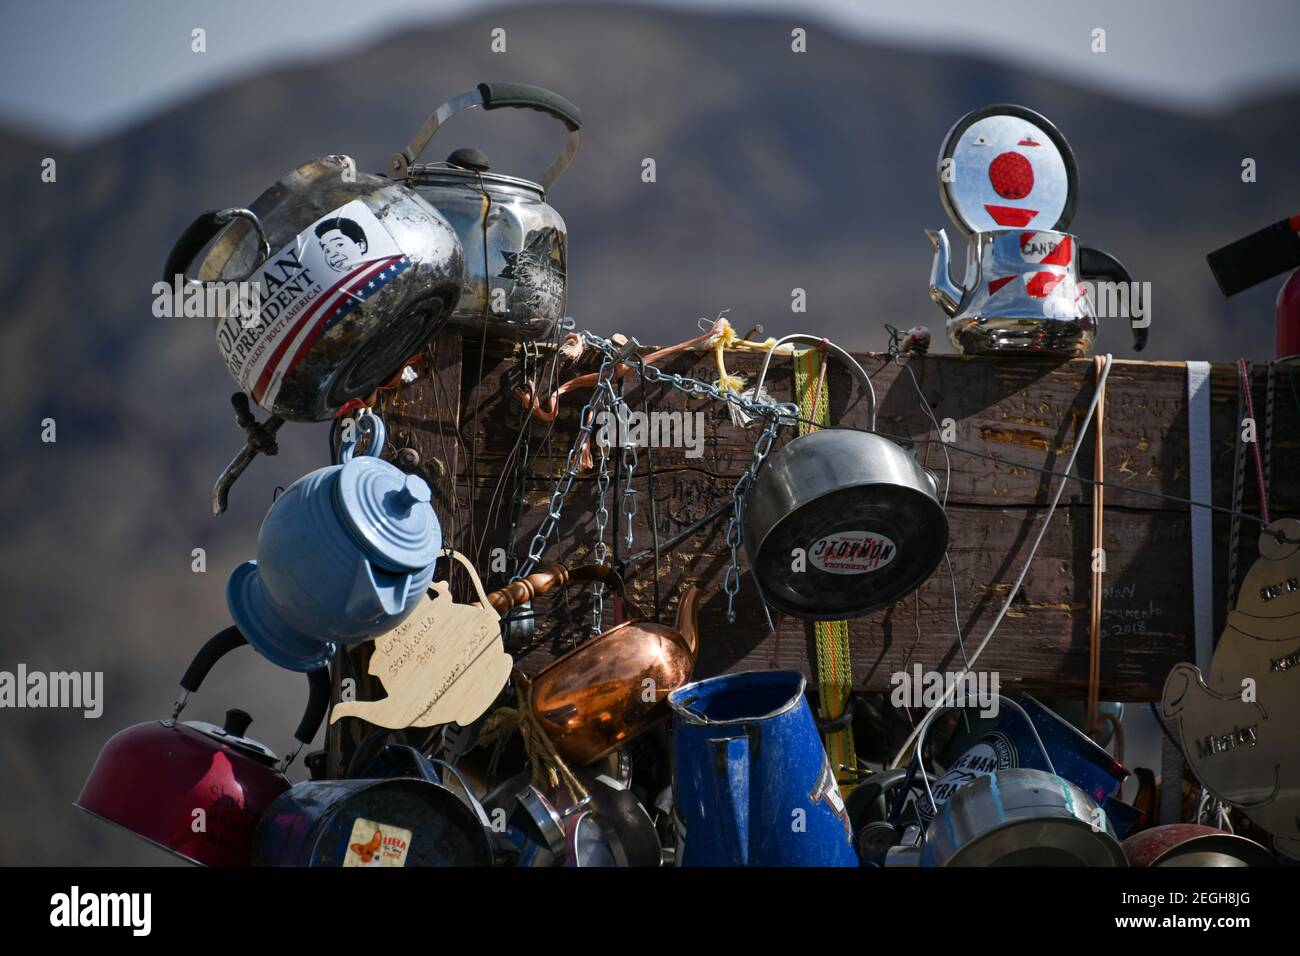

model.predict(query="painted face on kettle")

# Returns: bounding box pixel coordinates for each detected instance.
[939,107,1077,235]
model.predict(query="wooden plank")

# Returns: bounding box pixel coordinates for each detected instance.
[387,338,1296,704]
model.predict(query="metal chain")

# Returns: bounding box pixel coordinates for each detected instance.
[592,409,612,635]
[514,349,619,581]
[622,438,638,550]
[723,417,779,623]
[580,331,798,424]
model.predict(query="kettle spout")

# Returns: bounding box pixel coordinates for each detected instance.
[925,228,963,317]
[344,555,411,623]
[675,587,703,658]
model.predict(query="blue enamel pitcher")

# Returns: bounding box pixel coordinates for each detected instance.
[228,412,442,672]
[668,670,858,867]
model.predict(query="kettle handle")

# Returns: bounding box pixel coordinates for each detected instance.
[390,82,582,192]
[899,696,1058,823]
[175,625,332,752]
[330,408,387,464]
[163,207,270,288]
[752,333,877,431]
[1080,245,1147,353]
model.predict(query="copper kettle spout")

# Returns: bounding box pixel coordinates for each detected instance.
[674,586,702,658]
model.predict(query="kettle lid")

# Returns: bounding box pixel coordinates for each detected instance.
[184,708,279,765]
[334,456,442,571]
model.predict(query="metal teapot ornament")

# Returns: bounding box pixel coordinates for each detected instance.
[162,154,466,512]
[227,411,443,672]
[390,82,582,341]
[925,105,1147,356]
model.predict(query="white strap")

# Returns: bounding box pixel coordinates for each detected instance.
[1186,361,1214,674]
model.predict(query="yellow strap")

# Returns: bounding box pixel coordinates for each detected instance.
[793,348,857,793]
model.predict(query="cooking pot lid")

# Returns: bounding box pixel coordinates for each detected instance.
[334,457,441,571]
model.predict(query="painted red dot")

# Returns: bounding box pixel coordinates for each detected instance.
[989,151,1035,200]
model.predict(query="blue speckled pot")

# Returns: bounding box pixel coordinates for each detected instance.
[228,415,441,672]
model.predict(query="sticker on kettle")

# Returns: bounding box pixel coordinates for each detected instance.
[809,531,897,574]
[214,198,412,411]
[343,818,412,867]
[918,731,1018,823]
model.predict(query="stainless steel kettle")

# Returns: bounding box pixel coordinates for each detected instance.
[166,155,465,422]
[389,82,582,340]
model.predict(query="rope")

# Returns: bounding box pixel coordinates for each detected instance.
[476,682,589,804]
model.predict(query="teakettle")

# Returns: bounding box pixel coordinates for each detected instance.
[925,105,1147,356]
[76,627,331,866]
[389,82,582,340]
[166,155,465,422]
[227,411,442,672]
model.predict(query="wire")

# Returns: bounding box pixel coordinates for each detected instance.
[888,354,1115,769]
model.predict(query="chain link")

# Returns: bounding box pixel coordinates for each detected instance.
[622,438,638,550]
[592,409,612,635]
[723,417,779,623]
[514,350,619,581]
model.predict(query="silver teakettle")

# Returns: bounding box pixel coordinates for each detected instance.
[925,105,1147,356]
[389,83,581,340]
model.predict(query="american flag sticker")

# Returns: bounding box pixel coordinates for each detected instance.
[214,199,411,410]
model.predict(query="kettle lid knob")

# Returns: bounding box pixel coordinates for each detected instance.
[222,708,254,737]
[394,474,432,512]
[447,147,491,172]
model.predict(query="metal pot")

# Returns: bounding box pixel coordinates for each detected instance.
[227,410,442,672]
[166,154,465,421]
[741,336,948,620]
[389,82,582,340]
[1122,824,1274,867]
[76,627,330,867]
[920,768,1127,866]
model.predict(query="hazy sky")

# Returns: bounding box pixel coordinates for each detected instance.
[3,0,1299,143]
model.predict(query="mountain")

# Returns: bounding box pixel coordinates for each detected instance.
[1,2,1297,864]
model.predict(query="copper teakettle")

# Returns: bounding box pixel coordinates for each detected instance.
[490,565,701,766]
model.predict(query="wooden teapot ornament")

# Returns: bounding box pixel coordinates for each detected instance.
[330,557,614,731]
[331,550,512,730]
[1162,518,1300,859]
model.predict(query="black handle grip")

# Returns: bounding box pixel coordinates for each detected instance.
[1207,217,1300,297]
[1080,245,1147,352]
[297,666,333,746]
[163,210,224,284]
[179,626,330,749]
[180,626,248,692]
[477,82,582,132]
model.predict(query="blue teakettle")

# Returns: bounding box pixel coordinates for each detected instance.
[228,412,442,672]
[668,670,859,867]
